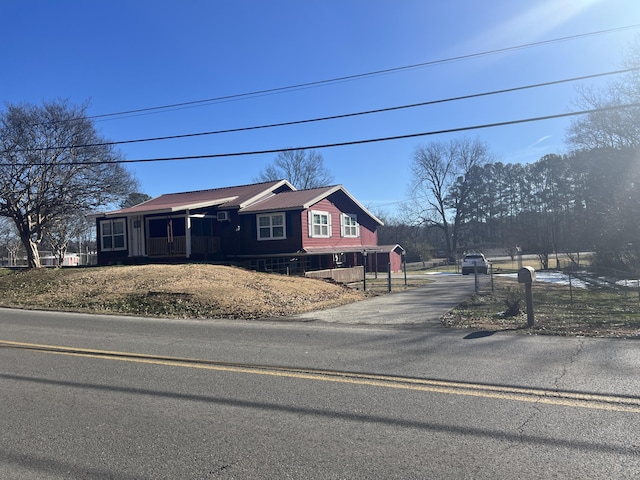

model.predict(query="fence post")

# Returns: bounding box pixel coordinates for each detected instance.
[374,254,378,279]
[387,263,391,293]
[403,252,407,287]
[490,263,494,292]
[474,262,479,293]
[569,269,573,306]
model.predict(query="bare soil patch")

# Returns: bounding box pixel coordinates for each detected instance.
[0,264,365,320]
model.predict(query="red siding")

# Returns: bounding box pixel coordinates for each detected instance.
[370,250,403,273]
[360,225,378,246]
[390,249,403,273]
[301,198,378,249]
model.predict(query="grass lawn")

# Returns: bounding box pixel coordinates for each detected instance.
[444,276,640,338]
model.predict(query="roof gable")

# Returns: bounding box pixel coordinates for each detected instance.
[238,186,335,212]
[239,185,384,226]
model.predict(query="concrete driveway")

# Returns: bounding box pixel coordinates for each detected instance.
[290,273,477,326]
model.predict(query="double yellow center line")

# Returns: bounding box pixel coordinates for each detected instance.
[2,339,639,413]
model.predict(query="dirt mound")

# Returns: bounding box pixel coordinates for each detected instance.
[0,264,365,319]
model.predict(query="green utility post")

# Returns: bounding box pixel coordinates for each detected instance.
[362,251,368,292]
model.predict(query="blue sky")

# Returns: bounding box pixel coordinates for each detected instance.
[2,0,639,216]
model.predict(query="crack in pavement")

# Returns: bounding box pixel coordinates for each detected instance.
[554,337,585,392]
[513,338,586,447]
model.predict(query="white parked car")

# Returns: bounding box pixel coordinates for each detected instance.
[461,253,489,275]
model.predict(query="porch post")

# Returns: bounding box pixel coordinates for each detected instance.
[186,210,192,259]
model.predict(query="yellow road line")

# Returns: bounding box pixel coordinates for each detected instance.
[2,339,640,413]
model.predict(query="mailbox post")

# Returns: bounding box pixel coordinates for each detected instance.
[518,266,536,328]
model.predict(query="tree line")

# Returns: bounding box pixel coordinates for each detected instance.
[383,145,640,272]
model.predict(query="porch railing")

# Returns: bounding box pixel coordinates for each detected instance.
[147,236,186,257]
[147,236,221,257]
[191,236,221,255]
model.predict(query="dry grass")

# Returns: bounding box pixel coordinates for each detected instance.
[443,276,640,338]
[0,264,365,319]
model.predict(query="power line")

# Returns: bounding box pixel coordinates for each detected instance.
[11,68,638,153]
[60,24,640,123]
[14,102,640,166]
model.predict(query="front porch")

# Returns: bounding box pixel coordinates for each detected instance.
[146,236,221,258]
[144,215,222,259]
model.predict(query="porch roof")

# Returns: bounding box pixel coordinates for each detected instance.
[303,246,371,254]
[229,245,378,258]
[302,245,403,255]
[375,244,406,254]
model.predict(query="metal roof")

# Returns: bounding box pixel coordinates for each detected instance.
[95,180,294,217]
[238,186,337,212]
[93,180,383,226]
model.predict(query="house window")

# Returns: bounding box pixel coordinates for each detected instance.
[100,219,126,251]
[309,210,331,238]
[341,213,359,237]
[257,213,286,240]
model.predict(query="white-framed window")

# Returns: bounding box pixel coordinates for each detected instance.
[100,218,126,251]
[257,213,286,240]
[341,213,360,237]
[309,210,331,238]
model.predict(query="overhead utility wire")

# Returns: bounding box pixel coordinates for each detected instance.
[19,102,640,166]
[69,24,640,122]
[15,68,638,153]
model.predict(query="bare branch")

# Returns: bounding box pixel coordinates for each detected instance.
[254,149,334,189]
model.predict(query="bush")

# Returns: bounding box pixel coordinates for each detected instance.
[503,287,522,317]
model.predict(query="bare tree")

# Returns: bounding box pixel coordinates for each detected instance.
[408,137,492,258]
[567,84,640,150]
[567,37,640,150]
[44,211,92,267]
[0,218,21,266]
[0,100,137,268]
[120,192,152,209]
[254,149,334,189]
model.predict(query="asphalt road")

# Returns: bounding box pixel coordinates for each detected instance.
[0,274,639,479]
